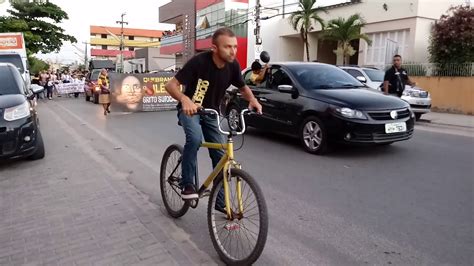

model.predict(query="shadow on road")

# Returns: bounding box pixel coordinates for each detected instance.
[245,128,407,158]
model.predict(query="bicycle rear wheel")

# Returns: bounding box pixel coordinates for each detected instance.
[160,144,189,218]
[208,168,268,265]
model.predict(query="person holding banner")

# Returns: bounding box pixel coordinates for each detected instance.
[98,69,111,115]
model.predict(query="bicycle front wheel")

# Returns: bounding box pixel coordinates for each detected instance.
[208,168,268,265]
[160,144,189,218]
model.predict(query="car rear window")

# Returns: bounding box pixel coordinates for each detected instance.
[0,54,24,73]
[90,70,101,80]
[0,65,23,95]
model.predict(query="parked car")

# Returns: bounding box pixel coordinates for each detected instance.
[0,63,45,160]
[340,66,431,120]
[228,62,415,154]
[84,69,102,103]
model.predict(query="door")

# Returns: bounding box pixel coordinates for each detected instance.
[261,66,303,133]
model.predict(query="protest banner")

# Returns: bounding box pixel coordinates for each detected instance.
[108,72,179,112]
[56,82,85,94]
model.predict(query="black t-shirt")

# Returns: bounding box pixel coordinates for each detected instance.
[384,66,409,96]
[175,51,245,110]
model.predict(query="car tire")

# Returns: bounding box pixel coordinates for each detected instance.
[300,116,328,155]
[93,93,99,104]
[28,130,45,160]
[415,113,422,121]
[85,95,90,102]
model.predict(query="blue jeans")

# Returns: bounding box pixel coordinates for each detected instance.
[178,110,225,189]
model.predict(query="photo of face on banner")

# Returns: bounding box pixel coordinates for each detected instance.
[116,75,143,111]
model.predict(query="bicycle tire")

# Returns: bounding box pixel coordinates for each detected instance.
[207,168,268,265]
[160,144,189,218]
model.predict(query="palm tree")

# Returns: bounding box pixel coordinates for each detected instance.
[289,0,326,62]
[322,14,372,65]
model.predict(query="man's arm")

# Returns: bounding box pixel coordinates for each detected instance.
[239,85,262,114]
[255,64,269,83]
[383,81,390,94]
[165,77,198,116]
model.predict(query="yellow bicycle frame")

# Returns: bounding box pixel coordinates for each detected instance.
[199,141,243,218]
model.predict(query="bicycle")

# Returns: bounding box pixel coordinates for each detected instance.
[160,108,268,265]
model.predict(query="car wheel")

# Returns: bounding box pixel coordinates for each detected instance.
[28,130,45,160]
[85,95,90,102]
[93,93,99,104]
[300,116,328,155]
[415,113,422,121]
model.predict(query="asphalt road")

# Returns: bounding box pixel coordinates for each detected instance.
[13,98,474,265]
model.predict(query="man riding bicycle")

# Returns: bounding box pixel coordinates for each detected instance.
[164,28,262,210]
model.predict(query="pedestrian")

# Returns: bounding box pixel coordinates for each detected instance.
[98,69,111,115]
[383,54,417,97]
[31,73,42,99]
[45,71,54,100]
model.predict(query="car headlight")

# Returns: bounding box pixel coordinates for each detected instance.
[4,101,31,121]
[95,86,101,91]
[335,107,368,120]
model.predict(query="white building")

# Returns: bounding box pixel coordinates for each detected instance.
[247,0,465,68]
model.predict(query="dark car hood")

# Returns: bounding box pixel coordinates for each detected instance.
[0,94,26,109]
[304,88,409,110]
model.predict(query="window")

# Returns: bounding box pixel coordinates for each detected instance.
[128,36,134,40]
[0,66,23,95]
[345,69,363,79]
[129,47,135,51]
[365,29,409,66]
[101,34,107,39]
[102,45,107,50]
[269,68,292,90]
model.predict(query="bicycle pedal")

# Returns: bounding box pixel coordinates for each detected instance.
[199,189,211,198]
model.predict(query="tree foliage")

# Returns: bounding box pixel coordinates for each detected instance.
[429,5,474,64]
[322,14,371,65]
[28,56,50,74]
[0,1,77,56]
[289,0,326,61]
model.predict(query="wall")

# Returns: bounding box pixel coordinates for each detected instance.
[413,76,474,114]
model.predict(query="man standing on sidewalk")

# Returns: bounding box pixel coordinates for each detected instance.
[383,54,417,97]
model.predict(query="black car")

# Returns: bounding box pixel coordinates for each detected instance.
[228,62,415,154]
[0,63,45,160]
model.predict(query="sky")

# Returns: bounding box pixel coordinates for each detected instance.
[0,0,345,64]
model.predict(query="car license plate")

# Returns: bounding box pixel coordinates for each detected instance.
[385,122,407,134]
[416,101,428,105]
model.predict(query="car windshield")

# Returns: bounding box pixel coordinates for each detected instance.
[0,66,22,95]
[289,64,364,90]
[363,68,384,82]
[90,70,101,80]
[0,54,24,74]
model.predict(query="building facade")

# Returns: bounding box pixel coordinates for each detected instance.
[89,26,163,62]
[159,0,249,69]
[247,0,465,68]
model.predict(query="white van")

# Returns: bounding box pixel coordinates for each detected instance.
[0,33,31,88]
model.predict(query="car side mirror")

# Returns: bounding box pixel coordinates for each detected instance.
[30,84,45,94]
[278,85,294,93]
[356,76,367,83]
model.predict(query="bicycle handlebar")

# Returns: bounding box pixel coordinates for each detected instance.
[197,108,253,136]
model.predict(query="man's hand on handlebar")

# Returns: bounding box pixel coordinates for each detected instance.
[249,98,263,115]
[181,96,200,116]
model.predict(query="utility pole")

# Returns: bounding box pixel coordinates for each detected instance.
[254,0,262,61]
[82,41,88,68]
[116,13,128,73]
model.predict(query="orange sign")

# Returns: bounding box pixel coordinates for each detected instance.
[0,35,23,50]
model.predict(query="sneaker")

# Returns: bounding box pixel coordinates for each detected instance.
[181,184,198,200]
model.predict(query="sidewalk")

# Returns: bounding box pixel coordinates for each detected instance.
[0,104,215,265]
[418,112,474,129]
